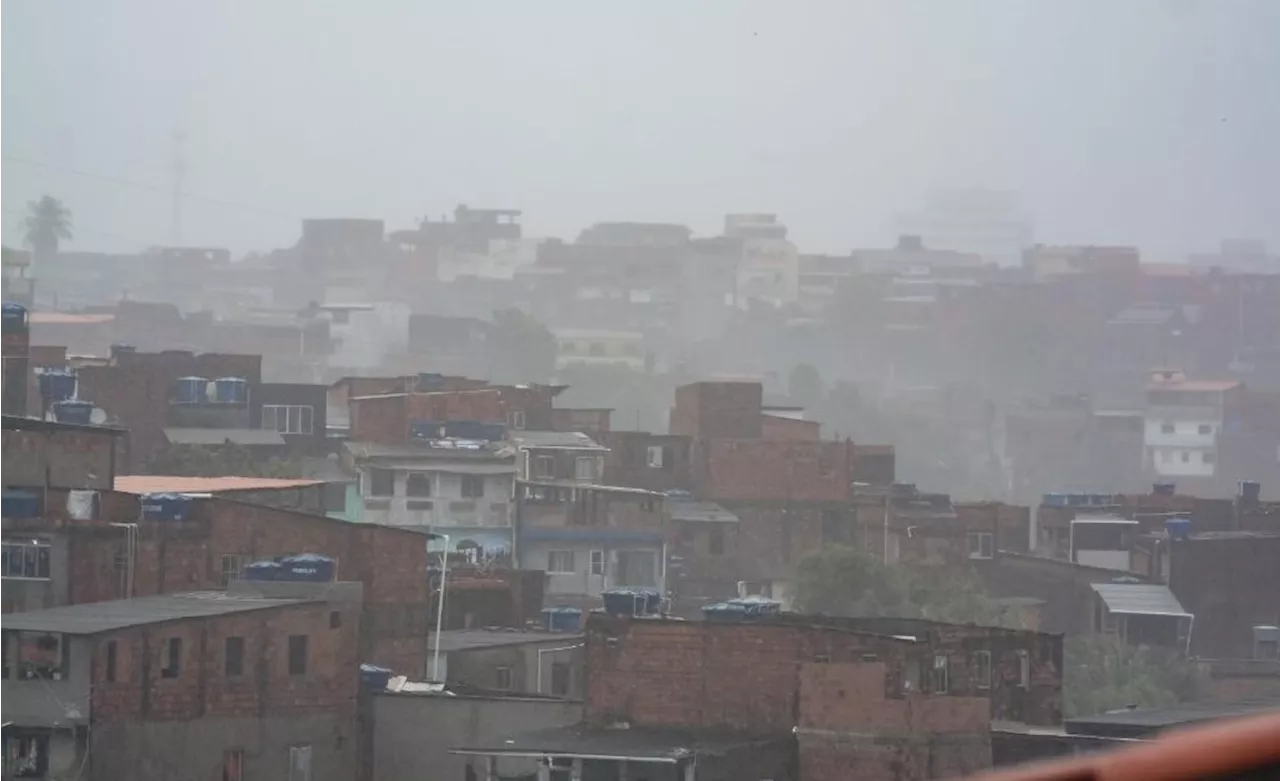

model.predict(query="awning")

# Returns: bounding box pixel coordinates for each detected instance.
[1091,583,1191,617]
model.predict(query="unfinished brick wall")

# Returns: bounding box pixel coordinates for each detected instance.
[694,438,855,503]
[759,414,821,442]
[348,389,506,444]
[2,426,122,490]
[669,382,763,439]
[90,601,359,722]
[596,432,693,492]
[76,351,262,469]
[797,661,992,781]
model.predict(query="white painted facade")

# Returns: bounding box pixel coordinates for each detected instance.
[437,238,542,282]
[896,189,1033,268]
[360,462,515,529]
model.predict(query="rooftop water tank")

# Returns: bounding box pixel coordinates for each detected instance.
[1,302,28,331]
[243,560,283,581]
[542,607,584,633]
[1239,481,1262,505]
[1042,493,1069,507]
[360,664,394,691]
[1165,517,1192,541]
[52,399,94,425]
[277,553,335,582]
[2,489,41,519]
[702,597,782,622]
[38,370,78,403]
[172,376,209,404]
[213,377,249,405]
[417,372,444,390]
[1153,482,1177,497]
[601,588,661,617]
[110,342,136,358]
[140,492,193,522]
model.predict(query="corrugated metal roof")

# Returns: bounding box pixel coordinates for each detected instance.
[0,592,312,635]
[115,475,326,494]
[435,629,582,653]
[163,428,286,446]
[509,431,605,450]
[667,500,740,524]
[1091,583,1191,617]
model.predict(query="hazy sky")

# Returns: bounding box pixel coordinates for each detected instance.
[4,0,1278,256]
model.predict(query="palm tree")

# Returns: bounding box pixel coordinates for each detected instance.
[22,195,73,261]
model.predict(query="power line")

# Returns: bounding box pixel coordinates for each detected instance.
[3,153,301,221]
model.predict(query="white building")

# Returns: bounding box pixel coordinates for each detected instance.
[725,214,799,308]
[1143,370,1242,479]
[896,189,1033,268]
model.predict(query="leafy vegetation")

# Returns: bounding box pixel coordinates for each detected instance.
[791,544,1027,628]
[22,195,73,258]
[1063,634,1204,718]
[144,443,303,479]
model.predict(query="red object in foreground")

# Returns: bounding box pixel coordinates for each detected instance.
[969,711,1280,781]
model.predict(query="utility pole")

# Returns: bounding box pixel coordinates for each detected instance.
[170,128,187,245]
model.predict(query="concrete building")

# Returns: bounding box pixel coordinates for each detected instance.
[430,629,586,698]
[1,582,361,781]
[1142,371,1242,482]
[726,213,800,308]
[897,189,1033,268]
[453,612,1063,781]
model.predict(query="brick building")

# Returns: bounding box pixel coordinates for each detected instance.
[2,491,430,674]
[1,582,361,781]
[3,415,129,491]
[453,612,1063,781]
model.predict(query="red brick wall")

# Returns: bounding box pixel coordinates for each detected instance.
[348,394,410,444]
[90,601,358,722]
[77,351,261,469]
[348,390,507,444]
[2,427,122,490]
[695,439,855,502]
[670,382,763,439]
[759,414,820,442]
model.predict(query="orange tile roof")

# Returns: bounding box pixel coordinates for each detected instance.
[114,475,327,494]
[29,312,116,325]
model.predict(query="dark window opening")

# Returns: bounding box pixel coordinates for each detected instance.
[105,640,117,683]
[161,637,182,679]
[225,636,244,677]
[288,635,308,675]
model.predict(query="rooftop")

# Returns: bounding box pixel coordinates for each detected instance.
[508,430,606,451]
[452,725,783,763]
[1066,699,1280,739]
[163,428,286,446]
[434,629,583,653]
[2,414,127,437]
[27,312,115,325]
[1091,583,1190,617]
[0,592,313,636]
[667,499,740,524]
[114,475,326,494]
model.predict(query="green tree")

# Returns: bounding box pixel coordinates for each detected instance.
[788,363,825,410]
[22,195,73,260]
[1063,635,1204,718]
[792,544,1026,628]
[144,443,303,478]
[489,308,556,384]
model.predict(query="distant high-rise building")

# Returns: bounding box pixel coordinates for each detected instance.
[896,188,1033,267]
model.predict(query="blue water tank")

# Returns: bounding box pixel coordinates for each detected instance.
[52,400,94,425]
[410,420,445,442]
[1239,481,1262,504]
[1153,482,1177,497]
[110,342,136,356]
[702,597,782,622]
[601,588,661,616]
[38,371,78,402]
[213,377,249,404]
[1089,493,1113,506]
[444,420,491,440]
[360,664,394,691]
[1068,493,1089,506]
[417,372,444,390]
[2,489,41,519]
[140,492,193,521]
[243,560,283,581]
[172,376,209,404]
[277,553,335,582]
[1042,493,1069,507]
[1,302,28,331]
[1165,517,1192,541]
[542,607,584,632]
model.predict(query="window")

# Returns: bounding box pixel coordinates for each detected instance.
[1161,422,1175,435]
[931,654,949,694]
[225,636,245,677]
[547,550,575,574]
[967,532,994,560]
[495,665,513,690]
[223,749,244,781]
[330,611,342,629]
[367,468,394,497]
[1017,650,1030,688]
[551,661,571,696]
[406,473,433,497]
[646,445,664,468]
[1202,451,1215,464]
[288,635,308,675]
[534,455,555,479]
[2,540,51,580]
[589,549,605,576]
[262,404,315,435]
[8,734,49,778]
[105,640,118,683]
[972,651,992,689]
[574,456,596,481]
[461,475,485,499]
[219,554,245,588]
[161,637,182,679]
[288,745,312,781]
[709,527,725,556]
[510,409,526,430]
[1198,423,1212,435]
[1181,451,1191,463]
